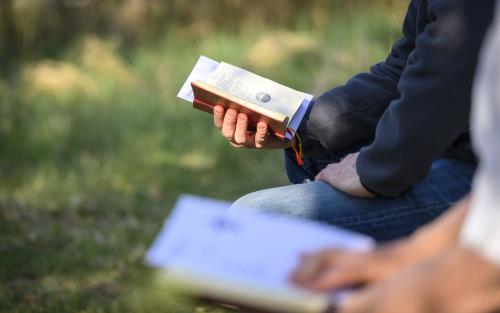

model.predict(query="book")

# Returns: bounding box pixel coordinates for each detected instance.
[145,195,375,313]
[177,56,313,140]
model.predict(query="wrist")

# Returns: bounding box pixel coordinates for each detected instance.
[408,225,453,262]
[408,195,471,260]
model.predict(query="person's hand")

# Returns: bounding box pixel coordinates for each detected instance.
[290,196,471,292]
[213,105,291,149]
[290,242,420,292]
[339,246,500,313]
[315,153,374,198]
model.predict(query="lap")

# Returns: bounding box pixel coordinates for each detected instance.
[231,158,475,242]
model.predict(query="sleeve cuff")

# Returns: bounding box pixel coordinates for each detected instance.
[296,100,324,156]
[356,149,411,198]
[359,178,387,198]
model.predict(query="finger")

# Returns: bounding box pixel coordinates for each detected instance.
[291,250,338,284]
[213,105,225,129]
[311,250,388,291]
[300,252,311,261]
[291,257,326,285]
[315,167,329,181]
[289,253,312,282]
[315,167,334,181]
[310,266,369,291]
[338,290,373,313]
[221,108,238,140]
[230,141,245,148]
[230,133,255,149]
[234,113,249,144]
[254,122,268,149]
[315,171,324,181]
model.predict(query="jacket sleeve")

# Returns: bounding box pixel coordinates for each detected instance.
[298,0,417,155]
[357,0,495,197]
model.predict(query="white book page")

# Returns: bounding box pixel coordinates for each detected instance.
[177,56,220,102]
[206,62,307,120]
[146,195,374,293]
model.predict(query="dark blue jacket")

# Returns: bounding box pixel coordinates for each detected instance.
[299,0,496,197]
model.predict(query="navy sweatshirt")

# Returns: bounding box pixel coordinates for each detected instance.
[298,0,496,197]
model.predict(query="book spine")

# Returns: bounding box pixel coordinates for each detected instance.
[193,99,214,114]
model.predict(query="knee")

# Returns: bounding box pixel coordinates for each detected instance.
[306,95,355,151]
[228,183,324,218]
[229,191,270,214]
[229,186,300,216]
[306,98,338,149]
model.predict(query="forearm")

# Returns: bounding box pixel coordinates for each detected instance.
[357,0,494,197]
[299,83,397,155]
[299,2,416,155]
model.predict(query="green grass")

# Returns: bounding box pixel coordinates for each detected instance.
[0,5,403,313]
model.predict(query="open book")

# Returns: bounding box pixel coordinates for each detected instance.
[178,56,313,140]
[145,195,374,313]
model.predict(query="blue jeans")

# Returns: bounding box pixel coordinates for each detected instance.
[230,149,475,242]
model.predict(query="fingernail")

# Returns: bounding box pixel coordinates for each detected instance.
[222,131,232,140]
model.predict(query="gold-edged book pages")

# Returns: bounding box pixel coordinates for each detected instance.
[158,268,331,313]
[191,79,289,139]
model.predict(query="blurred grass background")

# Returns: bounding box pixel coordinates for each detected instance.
[0,1,405,312]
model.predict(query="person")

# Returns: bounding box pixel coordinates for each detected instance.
[291,2,500,311]
[213,0,495,241]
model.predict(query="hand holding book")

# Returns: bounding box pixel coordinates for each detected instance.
[145,195,375,313]
[213,105,292,149]
[177,56,313,148]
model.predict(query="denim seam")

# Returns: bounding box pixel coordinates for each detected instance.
[329,203,450,227]
[426,176,462,203]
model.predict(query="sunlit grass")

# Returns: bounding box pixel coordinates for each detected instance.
[0,4,404,312]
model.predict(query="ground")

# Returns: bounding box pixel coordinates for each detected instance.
[0,5,403,312]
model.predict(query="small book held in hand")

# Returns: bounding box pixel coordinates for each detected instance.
[145,195,374,313]
[177,56,313,140]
